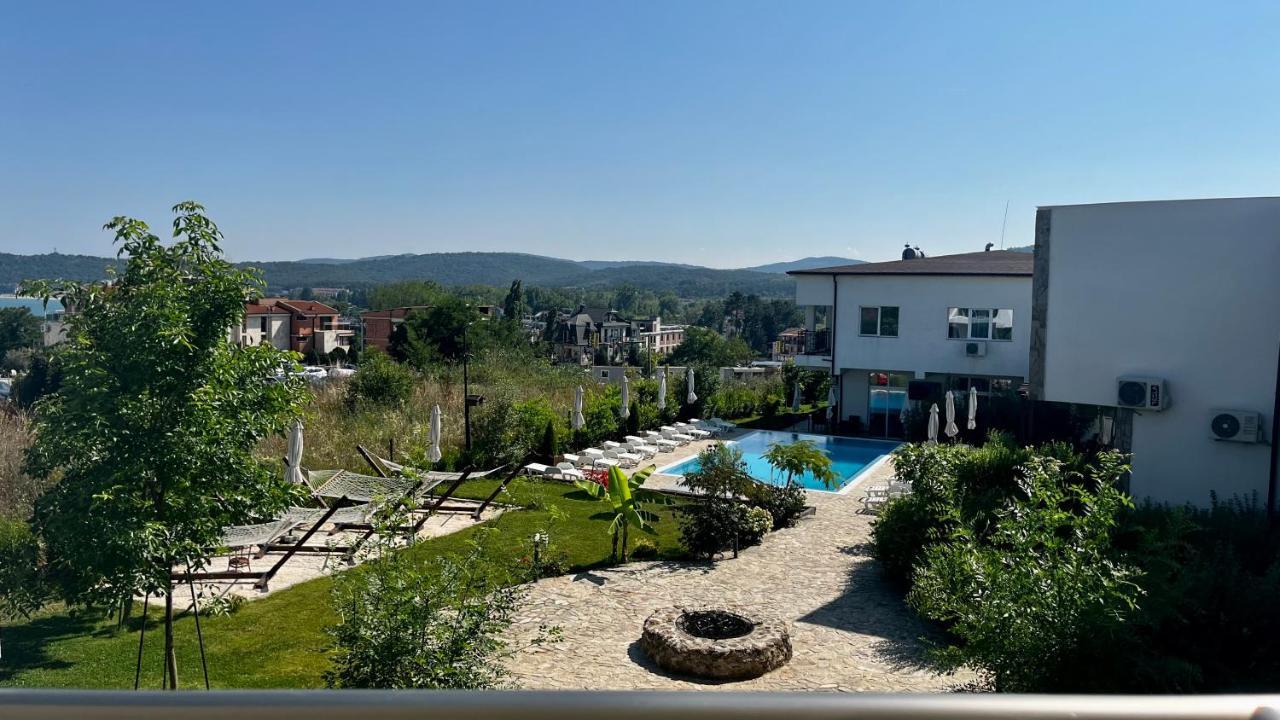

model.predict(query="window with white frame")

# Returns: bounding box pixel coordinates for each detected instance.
[947,307,1013,340]
[859,306,899,337]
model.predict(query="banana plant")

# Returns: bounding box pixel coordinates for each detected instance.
[575,464,667,563]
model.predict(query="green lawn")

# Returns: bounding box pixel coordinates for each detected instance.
[0,476,687,689]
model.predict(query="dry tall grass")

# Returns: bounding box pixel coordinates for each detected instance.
[261,357,588,474]
[0,409,50,521]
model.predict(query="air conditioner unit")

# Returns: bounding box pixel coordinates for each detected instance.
[1209,409,1263,443]
[964,341,987,357]
[1116,376,1168,411]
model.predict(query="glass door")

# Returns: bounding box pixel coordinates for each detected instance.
[867,371,909,438]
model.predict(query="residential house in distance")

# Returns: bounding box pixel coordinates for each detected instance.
[552,305,635,365]
[771,327,805,362]
[360,306,429,353]
[633,316,686,357]
[1030,197,1280,509]
[788,250,1033,438]
[230,298,354,357]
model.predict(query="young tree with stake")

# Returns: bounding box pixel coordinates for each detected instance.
[21,202,307,689]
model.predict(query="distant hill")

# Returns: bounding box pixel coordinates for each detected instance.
[577,259,700,271]
[1007,245,1034,253]
[1,250,797,298]
[744,256,865,273]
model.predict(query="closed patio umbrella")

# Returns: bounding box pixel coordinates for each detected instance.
[285,420,305,485]
[572,386,585,431]
[826,383,837,421]
[686,367,697,405]
[428,404,443,464]
[619,375,630,420]
[967,385,978,430]
[927,403,940,444]
[657,369,667,411]
[944,391,959,439]
[791,381,802,412]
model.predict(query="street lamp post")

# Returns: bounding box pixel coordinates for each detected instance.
[462,320,472,452]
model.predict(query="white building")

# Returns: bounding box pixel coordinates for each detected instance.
[789,251,1033,437]
[230,302,292,350]
[1030,197,1280,508]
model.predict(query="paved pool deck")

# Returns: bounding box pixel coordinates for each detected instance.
[502,454,973,691]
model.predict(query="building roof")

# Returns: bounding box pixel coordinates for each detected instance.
[243,303,291,315]
[273,299,341,316]
[787,250,1032,277]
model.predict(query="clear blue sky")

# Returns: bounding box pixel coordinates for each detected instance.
[2,1,1278,266]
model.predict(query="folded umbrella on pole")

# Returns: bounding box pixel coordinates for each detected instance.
[428,404,443,464]
[685,367,697,405]
[944,391,959,439]
[967,385,978,431]
[927,403,940,444]
[285,420,306,485]
[572,385,585,431]
[619,375,630,420]
[657,370,667,411]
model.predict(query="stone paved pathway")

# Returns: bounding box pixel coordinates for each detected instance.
[503,459,972,691]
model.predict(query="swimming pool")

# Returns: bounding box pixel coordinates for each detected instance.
[657,430,899,492]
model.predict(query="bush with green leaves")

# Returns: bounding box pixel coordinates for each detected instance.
[469,395,562,468]
[676,444,764,559]
[745,483,808,530]
[347,349,414,408]
[326,525,547,689]
[908,451,1138,692]
[0,518,47,621]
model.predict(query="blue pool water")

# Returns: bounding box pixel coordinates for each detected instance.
[659,430,898,492]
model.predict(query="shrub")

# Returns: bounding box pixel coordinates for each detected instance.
[742,506,773,544]
[870,494,935,585]
[538,419,557,464]
[908,452,1138,692]
[746,483,808,529]
[630,539,659,560]
[677,444,760,559]
[0,518,47,619]
[470,396,561,468]
[346,350,414,408]
[679,501,749,559]
[326,528,540,689]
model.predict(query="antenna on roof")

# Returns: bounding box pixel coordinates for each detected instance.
[999,199,1010,250]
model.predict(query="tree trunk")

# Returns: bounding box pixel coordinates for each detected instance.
[163,587,178,690]
[620,523,629,563]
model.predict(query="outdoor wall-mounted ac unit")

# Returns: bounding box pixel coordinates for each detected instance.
[1117,376,1168,411]
[964,341,987,357]
[1209,409,1263,443]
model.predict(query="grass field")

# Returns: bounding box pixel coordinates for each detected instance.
[0,476,687,689]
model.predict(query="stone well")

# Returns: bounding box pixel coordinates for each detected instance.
[640,605,792,680]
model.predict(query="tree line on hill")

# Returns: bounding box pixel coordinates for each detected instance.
[2,250,796,300]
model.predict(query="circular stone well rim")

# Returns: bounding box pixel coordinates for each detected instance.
[640,604,792,680]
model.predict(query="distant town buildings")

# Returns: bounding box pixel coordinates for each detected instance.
[549,305,685,366]
[231,298,354,357]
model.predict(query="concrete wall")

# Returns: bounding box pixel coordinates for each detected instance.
[829,274,1031,380]
[1039,198,1280,506]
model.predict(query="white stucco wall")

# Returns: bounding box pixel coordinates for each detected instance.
[1041,198,1280,506]
[829,274,1031,380]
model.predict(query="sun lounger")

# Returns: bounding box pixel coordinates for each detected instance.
[674,422,711,439]
[642,431,680,451]
[604,448,641,467]
[523,462,552,476]
[660,427,694,444]
[623,440,657,459]
[547,463,585,481]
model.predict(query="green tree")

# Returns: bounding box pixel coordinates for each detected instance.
[501,279,524,320]
[347,348,414,407]
[667,326,753,368]
[20,202,307,689]
[763,440,839,489]
[0,307,42,357]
